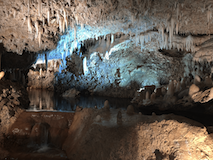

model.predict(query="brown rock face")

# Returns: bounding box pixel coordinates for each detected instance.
[62,108,213,160]
[0,0,213,55]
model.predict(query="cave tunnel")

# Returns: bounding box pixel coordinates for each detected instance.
[1,0,213,159]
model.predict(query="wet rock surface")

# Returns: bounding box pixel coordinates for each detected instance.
[0,80,29,159]
[3,111,74,160]
[1,103,213,159]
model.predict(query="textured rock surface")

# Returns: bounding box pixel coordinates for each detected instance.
[62,88,80,98]
[1,0,213,55]
[0,80,29,159]
[0,81,29,135]
[62,108,213,160]
[3,111,74,160]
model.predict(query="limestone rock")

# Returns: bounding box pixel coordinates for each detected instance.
[189,84,200,97]
[62,88,80,98]
[103,100,110,111]
[76,106,83,112]
[126,105,134,115]
[95,115,101,122]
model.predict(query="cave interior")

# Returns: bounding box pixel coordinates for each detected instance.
[1,0,213,159]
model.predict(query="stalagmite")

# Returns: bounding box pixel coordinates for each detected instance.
[189,84,199,97]
[39,68,42,76]
[145,91,150,100]
[111,34,114,44]
[205,76,212,87]
[167,80,175,96]
[194,75,201,86]
[175,81,181,92]
[150,92,156,101]
[0,71,5,80]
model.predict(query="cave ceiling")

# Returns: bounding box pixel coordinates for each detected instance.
[0,0,213,59]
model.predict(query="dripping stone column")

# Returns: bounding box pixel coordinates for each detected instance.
[45,53,48,71]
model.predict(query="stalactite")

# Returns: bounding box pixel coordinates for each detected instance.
[131,15,134,23]
[42,17,45,27]
[111,34,114,44]
[164,34,168,49]
[47,10,50,25]
[64,42,66,51]
[175,22,179,34]
[28,0,30,14]
[39,68,42,76]
[68,0,71,6]
[70,47,73,55]
[38,0,42,16]
[59,18,62,32]
[74,24,77,41]
[83,57,89,75]
[38,32,41,47]
[35,21,39,37]
[45,53,48,71]
[185,35,193,52]
[28,16,32,33]
[57,11,60,24]
[81,23,84,29]
[105,51,109,60]
[63,8,67,29]
[207,10,212,23]
[51,1,54,15]
[13,10,16,18]
[169,18,175,45]
[75,15,79,25]
[176,3,179,20]
[62,18,65,32]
